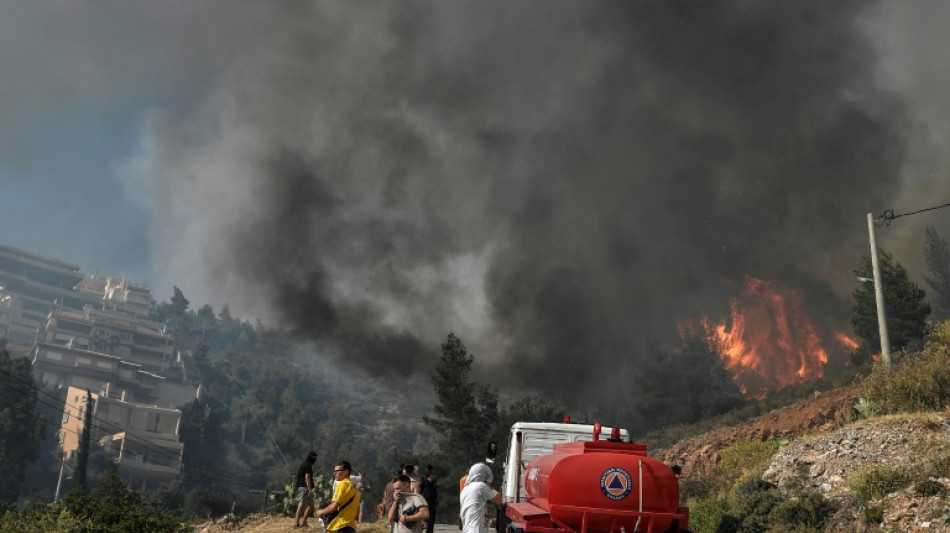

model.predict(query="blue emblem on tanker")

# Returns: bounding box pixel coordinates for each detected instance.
[600,467,633,500]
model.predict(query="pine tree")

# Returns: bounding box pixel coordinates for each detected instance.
[851,250,931,355]
[424,333,497,470]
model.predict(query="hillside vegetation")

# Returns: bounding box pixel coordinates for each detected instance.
[661,319,950,532]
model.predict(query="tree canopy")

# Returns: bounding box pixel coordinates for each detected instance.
[424,333,498,471]
[851,250,931,356]
[924,225,950,321]
[0,342,46,506]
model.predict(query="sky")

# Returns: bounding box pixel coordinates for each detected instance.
[2,1,950,407]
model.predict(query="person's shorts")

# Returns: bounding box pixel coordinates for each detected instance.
[298,487,312,504]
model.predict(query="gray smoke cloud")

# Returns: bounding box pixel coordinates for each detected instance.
[28,1,939,407]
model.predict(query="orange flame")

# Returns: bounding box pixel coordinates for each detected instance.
[836,333,859,351]
[697,277,829,399]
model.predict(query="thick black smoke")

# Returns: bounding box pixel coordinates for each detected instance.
[121,1,914,408]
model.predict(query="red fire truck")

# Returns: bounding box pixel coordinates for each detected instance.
[499,421,689,533]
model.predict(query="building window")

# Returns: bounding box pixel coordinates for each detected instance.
[149,454,172,467]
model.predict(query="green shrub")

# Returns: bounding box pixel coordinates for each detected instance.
[929,454,950,478]
[686,497,728,533]
[718,441,778,482]
[864,503,884,524]
[679,477,713,501]
[63,470,186,532]
[729,487,786,532]
[768,490,837,531]
[852,397,879,420]
[914,479,946,497]
[848,465,910,504]
[183,487,232,519]
[861,321,950,414]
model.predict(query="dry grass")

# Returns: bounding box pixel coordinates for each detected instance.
[199,516,393,533]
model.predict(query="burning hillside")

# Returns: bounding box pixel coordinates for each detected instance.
[691,277,856,399]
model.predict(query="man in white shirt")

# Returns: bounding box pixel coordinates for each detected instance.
[459,463,502,533]
[388,474,430,533]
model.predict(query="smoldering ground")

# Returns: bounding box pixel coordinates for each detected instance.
[92,1,950,412]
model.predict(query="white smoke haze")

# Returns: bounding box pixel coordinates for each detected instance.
[7,2,950,409]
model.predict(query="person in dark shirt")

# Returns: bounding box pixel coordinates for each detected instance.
[419,466,439,533]
[295,451,318,529]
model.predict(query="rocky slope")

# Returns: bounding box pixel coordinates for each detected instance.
[653,386,860,478]
[653,385,950,532]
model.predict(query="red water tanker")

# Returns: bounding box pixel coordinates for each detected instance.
[504,425,689,533]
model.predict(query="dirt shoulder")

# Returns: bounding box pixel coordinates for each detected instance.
[651,386,861,479]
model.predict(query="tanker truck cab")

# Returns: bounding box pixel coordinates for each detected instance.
[502,422,630,504]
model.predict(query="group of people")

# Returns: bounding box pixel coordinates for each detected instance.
[293,453,502,533]
[294,452,366,531]
[379,464,440,533]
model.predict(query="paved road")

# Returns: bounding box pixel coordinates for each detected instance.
[434,524,495,533]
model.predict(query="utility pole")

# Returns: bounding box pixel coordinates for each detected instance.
[74,390,95,491]
[867,212,892,367]
[54,452,66,502]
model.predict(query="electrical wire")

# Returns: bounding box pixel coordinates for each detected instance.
[218,360,288,468]
[0,385,252,488]
[880,202,950,226]
[0,369,256,487]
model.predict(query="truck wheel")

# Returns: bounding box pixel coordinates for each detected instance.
[496,503,511,533]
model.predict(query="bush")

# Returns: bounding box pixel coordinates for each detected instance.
[847,465,910,504]
[768,490,837,531]
[914,479,946,497]
[861,321,950,414]
[729,487,786,532]
[930,454,950,478]
[864,503,884,524]
[66,477,186,532]
[183,487,233,519]
[686,497,728,533]
[679,477,714,501]
[718,441,778,483]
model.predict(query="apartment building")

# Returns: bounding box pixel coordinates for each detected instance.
[32,342,198,408]
[0,245,164,361]
[77,275,153,318]
[36,306,174,372]
[34,343,200,490]
[0,245,95,356]
[61,386,186,490]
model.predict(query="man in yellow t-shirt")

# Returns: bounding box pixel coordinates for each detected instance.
[314,461,361,533]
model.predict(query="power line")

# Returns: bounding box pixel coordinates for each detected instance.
[880,202,950,226]
[0,395,255,490]
[0,389,255,488]
[219,360,288,468]
[0,369,256,487]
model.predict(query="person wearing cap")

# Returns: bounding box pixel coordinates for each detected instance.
[294,451,318,529]
[459,463,502,533]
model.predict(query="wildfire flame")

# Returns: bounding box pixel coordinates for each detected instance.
[836,333,859,351]
[697,277,830,399]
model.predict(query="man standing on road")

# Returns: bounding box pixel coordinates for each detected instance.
[419,467,439,533]
[294,451,317,529]
[459,463,502,533]
[316,461,361,533]
[389,474,430,533]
